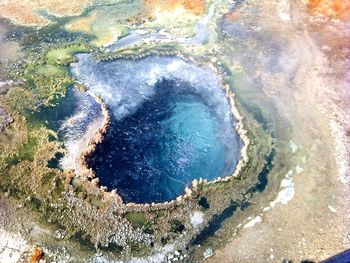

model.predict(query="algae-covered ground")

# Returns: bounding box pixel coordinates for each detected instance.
[0,0,349,262]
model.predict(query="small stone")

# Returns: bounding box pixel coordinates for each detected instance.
[328,205,337,213]
[203,248,214,259]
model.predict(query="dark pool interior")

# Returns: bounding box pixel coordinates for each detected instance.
[70,55,242,203]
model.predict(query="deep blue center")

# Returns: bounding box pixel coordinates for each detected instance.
[70,55,241,204]
[88,78,231,203]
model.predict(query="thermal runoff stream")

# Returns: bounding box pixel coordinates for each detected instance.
[70,55,241,203]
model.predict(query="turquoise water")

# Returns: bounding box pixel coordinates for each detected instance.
[161,98,226,186]
[70,55,241,203]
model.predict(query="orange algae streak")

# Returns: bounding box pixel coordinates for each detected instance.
[144,0,206,16]
[307,0,350,21]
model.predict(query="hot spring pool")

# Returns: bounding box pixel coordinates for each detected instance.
[70,55,241,203]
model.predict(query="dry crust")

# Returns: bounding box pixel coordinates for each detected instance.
[0,0,93,26]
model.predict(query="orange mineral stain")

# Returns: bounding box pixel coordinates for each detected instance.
[145,0,206,16]
[307,0,350,21]
[28,247,44,263]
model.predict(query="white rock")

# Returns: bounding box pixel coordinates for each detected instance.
[243,216,262,229]
[328,205,337,213]
[190,211,204,227]
[203,248,214,259]
[0,229,30,263]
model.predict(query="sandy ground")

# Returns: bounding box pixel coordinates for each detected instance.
[207,0,350,262]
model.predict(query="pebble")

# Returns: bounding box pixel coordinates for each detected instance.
[203,248,214,259]
[328,205,337,213]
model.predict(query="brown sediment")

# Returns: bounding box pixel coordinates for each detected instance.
[75,52,249,211]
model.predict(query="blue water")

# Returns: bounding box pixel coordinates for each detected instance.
[71,55,241,203]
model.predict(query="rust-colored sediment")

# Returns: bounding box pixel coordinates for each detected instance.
[28,247,44,263]
[144,0,206,16]
[307,0,350,21]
